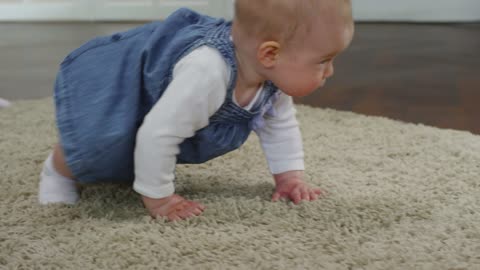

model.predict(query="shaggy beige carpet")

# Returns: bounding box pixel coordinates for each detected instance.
[1,98,480,270]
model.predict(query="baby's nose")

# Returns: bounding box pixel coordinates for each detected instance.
[325,63,335,78]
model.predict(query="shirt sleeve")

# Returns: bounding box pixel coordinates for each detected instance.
[255,93,305,174]
[133,46,229,199]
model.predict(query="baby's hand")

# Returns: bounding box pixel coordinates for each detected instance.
[272,171,324,204]
[141,194,205,222]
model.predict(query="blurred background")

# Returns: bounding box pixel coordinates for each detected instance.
[1,0,479,133]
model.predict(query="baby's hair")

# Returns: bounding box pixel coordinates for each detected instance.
[234,0,353,44]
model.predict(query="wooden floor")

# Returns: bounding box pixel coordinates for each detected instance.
[1,23,479,134]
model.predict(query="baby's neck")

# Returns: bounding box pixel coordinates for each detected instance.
[233,49,264,107]
[234,51,263,107]
[235,52,262,101]
[232,24,265,90]
[234,48,263,87]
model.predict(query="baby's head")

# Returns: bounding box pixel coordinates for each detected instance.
[233,0,354,97]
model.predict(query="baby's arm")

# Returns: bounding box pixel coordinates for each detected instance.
[134,46,229,220]
[255,94,323,204]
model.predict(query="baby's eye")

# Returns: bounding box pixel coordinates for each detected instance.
[319,59,331,65]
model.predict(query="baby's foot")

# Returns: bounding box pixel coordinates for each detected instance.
[142,194,205,222]
[38,153,79,205]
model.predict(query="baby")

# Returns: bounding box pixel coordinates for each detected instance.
[39,0,354,221]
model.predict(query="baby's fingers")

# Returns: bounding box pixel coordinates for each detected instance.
[309,189,319,201]
[272,192,282,202]
[300,187,310,202]
[290,189,302,204]
[314,188,326,196]
[167,213,182,222]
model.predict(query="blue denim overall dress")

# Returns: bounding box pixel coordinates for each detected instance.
[54,8,279,183]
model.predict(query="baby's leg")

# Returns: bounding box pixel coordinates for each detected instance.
[51,143,74,179]
[38,144,79,205]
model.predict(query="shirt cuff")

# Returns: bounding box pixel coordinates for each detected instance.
[133,181,175,199]
[268,159,305,175]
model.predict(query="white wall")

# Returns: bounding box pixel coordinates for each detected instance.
[0,0,227,21]
[0,0,479,22]
[352,0,480,22]
[224,0,480,22]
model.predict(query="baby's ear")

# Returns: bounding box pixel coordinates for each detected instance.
[257,41,281,68]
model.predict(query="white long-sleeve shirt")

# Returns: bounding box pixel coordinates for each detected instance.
[133,46,304,199]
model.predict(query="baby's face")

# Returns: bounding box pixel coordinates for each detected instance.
[268,20,354,97]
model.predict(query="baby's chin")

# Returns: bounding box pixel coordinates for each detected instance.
[281,89,315,98]
[283,84,324,97]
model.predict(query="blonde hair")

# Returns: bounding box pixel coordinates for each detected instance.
[234,0,352,44]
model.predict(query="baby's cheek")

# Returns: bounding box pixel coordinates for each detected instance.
[296,83,319,97]
[307,77,322,92]
[314,72,327,88]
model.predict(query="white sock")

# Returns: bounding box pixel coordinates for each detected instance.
[38,152,79,205]
[0,98,11,108]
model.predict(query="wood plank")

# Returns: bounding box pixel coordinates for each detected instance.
[0,22,479,135]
